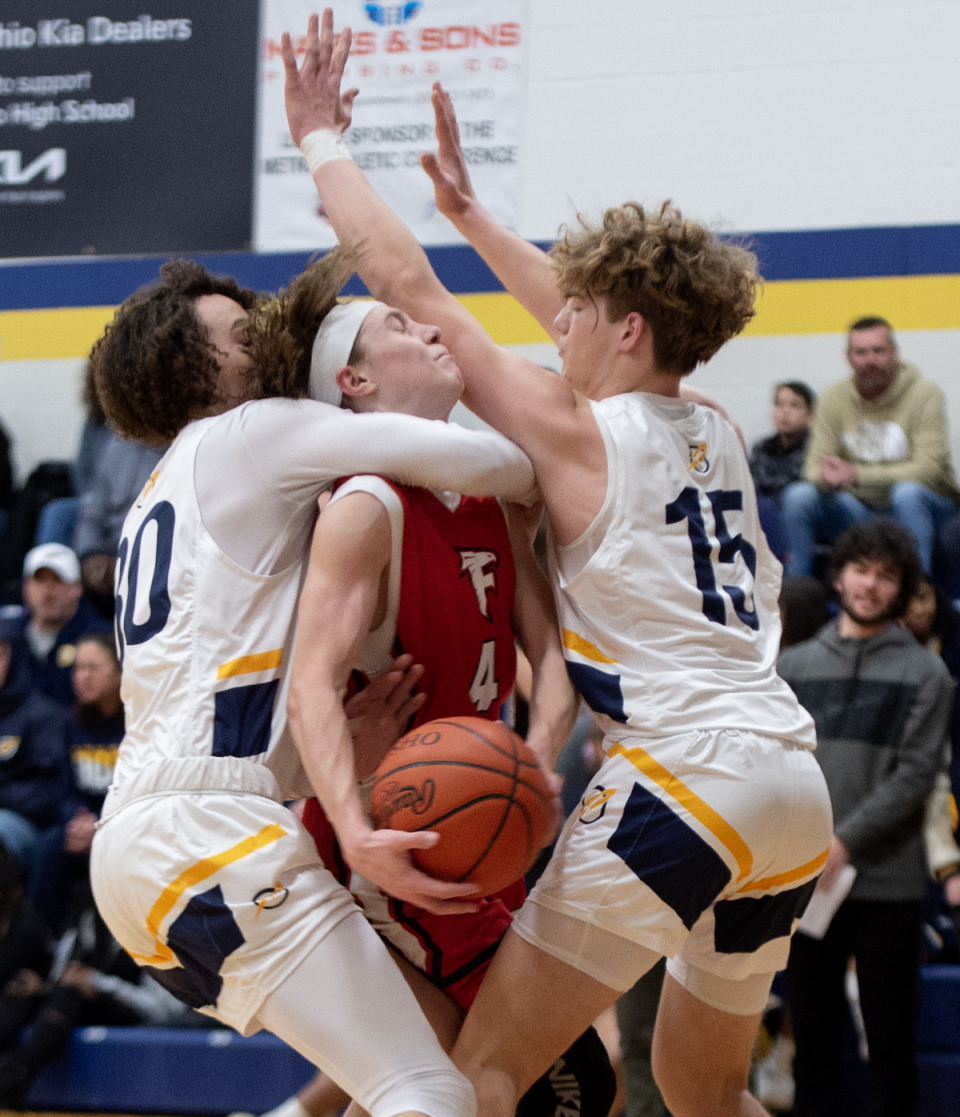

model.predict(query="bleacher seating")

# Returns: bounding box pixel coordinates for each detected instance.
[26,1026,314,1114]
[843,966,960,1116]
[23,966,960,1116]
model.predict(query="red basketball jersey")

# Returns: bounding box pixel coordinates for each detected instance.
[302,483,522,1010]
[383,482,517,725]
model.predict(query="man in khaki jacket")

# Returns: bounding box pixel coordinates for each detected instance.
[782,316,959,574]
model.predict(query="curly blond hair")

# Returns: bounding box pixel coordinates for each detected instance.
[552,202,758,374]
[248,245,362,399]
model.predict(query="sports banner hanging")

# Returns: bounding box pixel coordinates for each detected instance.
[0,2,259,258]
[255,0,529,251]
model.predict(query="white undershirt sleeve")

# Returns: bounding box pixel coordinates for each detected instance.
[194,398,536,574]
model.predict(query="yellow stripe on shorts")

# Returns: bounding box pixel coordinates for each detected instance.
[128,823,287,965]
[734,847,830,895]
[217,649,283,680]
[562,630,617,664]
[609,741,754,883]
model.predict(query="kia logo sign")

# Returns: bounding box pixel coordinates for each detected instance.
[0,148,65,185]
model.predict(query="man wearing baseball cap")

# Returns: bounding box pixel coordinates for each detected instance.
[0,544,111,708]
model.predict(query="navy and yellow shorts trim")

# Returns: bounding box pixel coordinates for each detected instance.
[91,790,359,1035]
[523,729,832,987]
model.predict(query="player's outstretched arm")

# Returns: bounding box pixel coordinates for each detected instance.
[282,12,606,546]
[289,491,480,914]
[421,83,564,342]
[504,504,577,774]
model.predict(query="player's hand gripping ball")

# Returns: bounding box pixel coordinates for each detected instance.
[370,717,554,896]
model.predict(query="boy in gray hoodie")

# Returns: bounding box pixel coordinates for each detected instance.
[778,520,954,1117]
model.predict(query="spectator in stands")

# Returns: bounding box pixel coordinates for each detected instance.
[3,545,110,708]
[781,317,959,575]
[899,575,960,934]
[749,381,815,502]
[0,419,16,539]
[778,520,953,1117]
[0,616,67,879]
[73,437,165,607]
[33,363,113,552]
[939,512,960,597]
[0,842,52,1060]
[29,632,123,935]
[0,884,194,1109]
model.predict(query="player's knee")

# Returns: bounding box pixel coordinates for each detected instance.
[367,1062,476,1117]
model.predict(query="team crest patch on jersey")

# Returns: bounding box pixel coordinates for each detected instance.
[688,443,710,473]
[137,469,160,508]
[253,881,289,915]
[56,643,76,668]
[579,786,615,824]
[0,736,19,760]
[456,549,499,618]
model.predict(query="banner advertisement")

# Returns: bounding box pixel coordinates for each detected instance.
[256,0,529,251]
[0,2,259,258]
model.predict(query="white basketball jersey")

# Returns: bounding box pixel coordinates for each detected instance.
[552,393,815,748]
[111,416,309,798]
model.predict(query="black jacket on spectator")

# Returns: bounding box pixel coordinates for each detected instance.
[0,651,67,829]
[749,429,809,502]
[3,598,111,709]
[0,899,51,987]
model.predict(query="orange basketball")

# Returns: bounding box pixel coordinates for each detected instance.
[369,716,554,897]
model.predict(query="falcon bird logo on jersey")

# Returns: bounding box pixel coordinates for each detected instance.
[456,549,499,618]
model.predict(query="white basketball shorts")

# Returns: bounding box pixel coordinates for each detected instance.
[514,729,832,1013]
[91,759,358,1034]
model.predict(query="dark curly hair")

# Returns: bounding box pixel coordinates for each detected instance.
[90,260,259,445]
[828,519,922,620]
[247,245,362,399]
[551,202,758,374]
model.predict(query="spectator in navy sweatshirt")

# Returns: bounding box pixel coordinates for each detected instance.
[30,632,123,934]
[0,617,67,878]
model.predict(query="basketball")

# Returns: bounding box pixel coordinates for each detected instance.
[369,716,555,897]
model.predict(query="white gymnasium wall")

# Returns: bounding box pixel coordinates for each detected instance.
[0,359,87,483]
[520,0,960,238]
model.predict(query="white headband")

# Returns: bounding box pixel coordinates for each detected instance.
[308,300,384,406]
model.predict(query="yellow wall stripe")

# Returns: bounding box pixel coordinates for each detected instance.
[734,847,830,895]
[457,292,553,345]
[4,274,960,362]
[562,629,617,664]
[0,306,116,361]
[609,741,753,883]
[128,823,287,965]
[217,648,283,680]
[742,274,960,336]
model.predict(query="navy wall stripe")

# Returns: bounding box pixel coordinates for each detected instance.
[4,223,960,311]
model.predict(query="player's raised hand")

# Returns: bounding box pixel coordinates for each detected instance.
[345,653,427,777]
[344,828,481,914]
[281,9,359,146]
[421,82,477,219]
